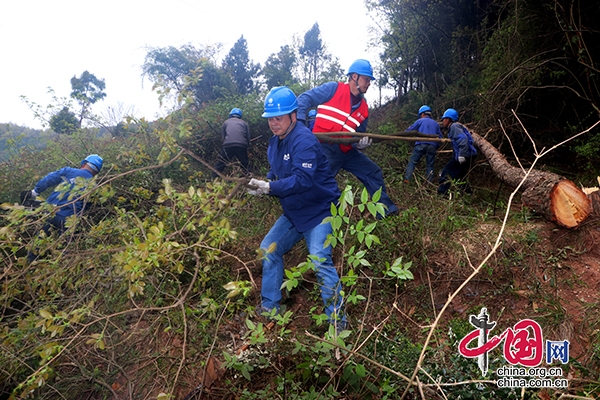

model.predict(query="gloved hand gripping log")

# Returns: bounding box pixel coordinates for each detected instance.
[246,178,270,195]
[19,190,42,208]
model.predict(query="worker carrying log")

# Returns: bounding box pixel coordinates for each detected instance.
[296,59,399,218]
[403,105,444,184]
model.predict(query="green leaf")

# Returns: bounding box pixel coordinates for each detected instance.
[361,188,369,203]
[365,222,377,233]
[355,363,367,377]
[332,216,342,231]
[330,202,338,216]
[367,202,377,216]
[242,367,251,380]
[372,188,382,202]
[343,188,354,206]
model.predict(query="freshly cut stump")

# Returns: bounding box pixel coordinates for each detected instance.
[522,179,592,228]
[470,131,592,228]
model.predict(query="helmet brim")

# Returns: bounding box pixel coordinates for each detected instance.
[262,110,294,118]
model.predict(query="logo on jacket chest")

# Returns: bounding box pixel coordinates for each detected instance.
[283,153,290,161]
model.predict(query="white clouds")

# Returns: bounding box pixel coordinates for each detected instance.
[0,0,383,129]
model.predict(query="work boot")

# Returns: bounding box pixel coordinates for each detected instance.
[254,305,279,323]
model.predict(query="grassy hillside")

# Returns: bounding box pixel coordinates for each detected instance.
[1,111,599,400]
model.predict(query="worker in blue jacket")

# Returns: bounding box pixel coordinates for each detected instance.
[437,108,478,195]
[247,86,346,331]
[297,59,399,218]
[24,154,103,261]
[403,105,443,183]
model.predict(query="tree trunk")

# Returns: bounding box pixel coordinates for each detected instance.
[470,131,593,228]
[589,191,600,219]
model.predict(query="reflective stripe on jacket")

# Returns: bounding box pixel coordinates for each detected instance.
[312,82,369,153]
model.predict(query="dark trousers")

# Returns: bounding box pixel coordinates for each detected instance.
[320,142,398,216]
[27,215,67,263]
[438,156,476,195]
[214,146,250,176]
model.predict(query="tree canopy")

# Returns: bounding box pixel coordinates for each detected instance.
[223,35,261,95]
[70,70,106,125]
[49,106,79,135]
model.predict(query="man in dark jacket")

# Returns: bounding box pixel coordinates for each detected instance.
[214,107,251,176]
[247,86,346,331]
[404,105,443,183]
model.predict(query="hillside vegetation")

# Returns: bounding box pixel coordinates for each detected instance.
[2,0,600,398]
[1,100,599,399]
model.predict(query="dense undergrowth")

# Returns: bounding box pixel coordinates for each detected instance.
[1,109,599,400]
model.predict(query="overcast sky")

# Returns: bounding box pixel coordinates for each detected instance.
[0,0,385,130]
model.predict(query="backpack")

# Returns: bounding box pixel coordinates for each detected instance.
[461,125,477,157]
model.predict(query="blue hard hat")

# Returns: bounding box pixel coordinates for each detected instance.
[418,105,432,115]
[442,108,459,122]
[308,109,317,119]
[229,108,242,118]
[262,87,298,118]
[82,154,103,173]
[347,59,375,80]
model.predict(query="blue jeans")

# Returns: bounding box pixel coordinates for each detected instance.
[260,215,345,324]
[321,142,398,216]
[405,143,437,182]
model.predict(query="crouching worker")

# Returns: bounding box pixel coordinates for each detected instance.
[247,87,347,331]
[25,154,103,262]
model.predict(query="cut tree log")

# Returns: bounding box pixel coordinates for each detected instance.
[589,191,600,219]
[313,131,449,144]
[470,131,593,228]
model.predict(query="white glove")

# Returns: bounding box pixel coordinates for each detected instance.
[356,136,372,150]
[31,189,39,197]
[458,156,466,164]
[247,178,270,195]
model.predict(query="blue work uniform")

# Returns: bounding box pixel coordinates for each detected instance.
[260,121,345,325]
[438,123,478,195]
[28,166,95,262]
[34,167,95,225]
[404,116,443,182]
